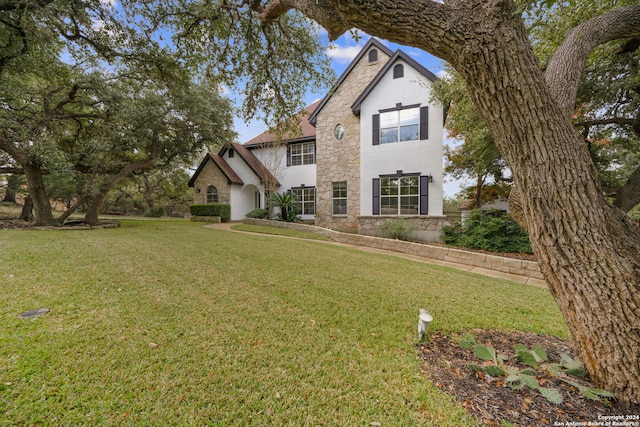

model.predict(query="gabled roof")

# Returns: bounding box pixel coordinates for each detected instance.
[351,50,439,115]
[243,100,321,147]
[188,153,243,187]
[308,38,393,126]
[224,142,280,186]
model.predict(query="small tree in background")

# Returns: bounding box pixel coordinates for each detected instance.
[269,192,299,222]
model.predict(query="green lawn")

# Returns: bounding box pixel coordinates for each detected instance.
[0,220,568,426]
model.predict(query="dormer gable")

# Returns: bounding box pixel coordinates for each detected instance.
[351,50,439,116]
[308,38,393,126]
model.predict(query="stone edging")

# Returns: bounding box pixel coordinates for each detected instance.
[243,218,544,282]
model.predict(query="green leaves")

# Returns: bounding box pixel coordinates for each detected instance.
[461,336,614,405]
[473,344,496,363]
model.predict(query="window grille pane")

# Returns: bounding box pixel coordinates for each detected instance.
[400,124,419,141]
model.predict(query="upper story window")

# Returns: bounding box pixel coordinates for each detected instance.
[393,64,404,79]
[380,108,419,144]
[373,106,428,145]
[368,49,378,63]
[287,141,315,166]
[228,148,234,158]
[206,185,218,203]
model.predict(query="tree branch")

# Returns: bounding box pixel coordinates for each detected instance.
[545,5,640,119]
[260,0,458,59]
[0,167,24,174]
[574,117,636,130]
[260,0,350,41]
[614,163,640,212]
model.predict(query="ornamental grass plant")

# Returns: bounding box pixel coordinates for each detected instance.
[0,220,567,426]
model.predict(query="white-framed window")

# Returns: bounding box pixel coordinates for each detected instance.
[206,185,218,203]
[380,176,419,215]
[288,141,315,166]
[332,182,347,215]
[380,108,420,144]
[291,187,315,215]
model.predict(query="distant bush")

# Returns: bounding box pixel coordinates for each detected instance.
[443,209,532,254]
[144,206,166,217]
[379,218,415,241]
[189,204,231,222]
[245,208,270,219]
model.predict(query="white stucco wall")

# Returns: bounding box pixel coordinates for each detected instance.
[359,59,444,216]
[247,145,317,221]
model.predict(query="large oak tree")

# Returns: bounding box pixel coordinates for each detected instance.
[258,0,640,407]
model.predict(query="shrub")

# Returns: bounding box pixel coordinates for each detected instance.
[189,203,231,222]
[443,209,532,253]
[245,208,270,219]
[144,206,166,217]
[379,218,415,241]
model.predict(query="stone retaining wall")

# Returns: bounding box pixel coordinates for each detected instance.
[243,218,544,281]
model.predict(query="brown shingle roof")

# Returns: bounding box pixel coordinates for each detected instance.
[188,153,243,187]
[243,100,321,147]
[230,142,280,187]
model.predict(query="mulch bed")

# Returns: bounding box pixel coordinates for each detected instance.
[418,329,639,426]
[0,219,120,230]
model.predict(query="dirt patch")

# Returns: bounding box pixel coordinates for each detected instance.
[418,329,639,426]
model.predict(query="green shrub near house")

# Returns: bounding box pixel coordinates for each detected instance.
[189,203,231,222]
[245,208,270,219]
[443,208,532,254]
[144,206,166,217]
[379,218,415,241]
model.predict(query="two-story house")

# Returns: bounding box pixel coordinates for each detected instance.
[189,38,446,242]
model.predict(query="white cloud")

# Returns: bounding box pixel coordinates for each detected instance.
[100,0,118,7]
[218,83,231,96]
[326,45,363,63]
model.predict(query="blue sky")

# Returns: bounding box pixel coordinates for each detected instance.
[232,32,468,198]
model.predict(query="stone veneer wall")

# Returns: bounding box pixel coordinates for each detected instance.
[192,161,232,205]
[314,46,391,233]
[358,216,447,243]
[243,219,544,281]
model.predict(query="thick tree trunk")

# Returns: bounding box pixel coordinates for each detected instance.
[265,0,640,405]
[3,174,20,203]
[448,5,640,406]
[23,161,56,226]
[20,195,33,222]
[84,191,108,226]
[84,159,157,225]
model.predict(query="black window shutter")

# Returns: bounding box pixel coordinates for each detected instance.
[286,144,291,166]
[420,106,429,140]
[372,178,380,215]
[372,114,380,146]
[419,175,429,215]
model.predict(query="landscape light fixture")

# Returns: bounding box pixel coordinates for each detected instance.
[418,309,433,341]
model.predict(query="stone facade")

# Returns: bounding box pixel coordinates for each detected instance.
[191,160,233,205]
[357,215,447,243]
[315,46,390,233]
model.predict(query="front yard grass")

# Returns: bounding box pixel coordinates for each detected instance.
[0,220,568,426]
[231,223,332,241]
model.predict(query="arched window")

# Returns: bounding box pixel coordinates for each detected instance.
[393,63,404,79]
[206,185,218,203]
[368,49,378,63]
